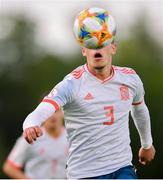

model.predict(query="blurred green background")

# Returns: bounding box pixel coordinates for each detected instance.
[0,1,163,178]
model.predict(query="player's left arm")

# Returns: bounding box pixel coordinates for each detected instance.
[131,74,156,165]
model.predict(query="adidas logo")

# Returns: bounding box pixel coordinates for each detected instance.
[84,93,94,100]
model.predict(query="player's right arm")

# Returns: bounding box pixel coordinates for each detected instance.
[23,75,74,144]
[23,102,56,144]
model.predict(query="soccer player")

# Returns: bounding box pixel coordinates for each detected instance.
[22,9,155,179]
[3,110,68,179]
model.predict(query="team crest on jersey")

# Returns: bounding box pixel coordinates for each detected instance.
[120,84,130,100]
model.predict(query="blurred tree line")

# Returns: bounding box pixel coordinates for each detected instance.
[0,14,162,178]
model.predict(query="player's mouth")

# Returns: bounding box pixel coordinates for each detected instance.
[94,52,103,61]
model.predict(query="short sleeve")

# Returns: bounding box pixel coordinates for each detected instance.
[132,75,145,105]
[43,75,75,108]
[7,136,30,168]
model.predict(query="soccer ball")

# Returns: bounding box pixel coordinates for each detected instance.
[73,7,116,49]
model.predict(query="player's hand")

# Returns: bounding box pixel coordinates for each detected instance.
[138,145,156,165]
[23,126,43,144]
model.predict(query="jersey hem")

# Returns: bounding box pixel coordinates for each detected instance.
[67,162,132,178]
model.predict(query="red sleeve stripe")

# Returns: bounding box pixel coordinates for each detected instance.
[42,99,60,110]
[7,159,22,169]
[132,100,143,106]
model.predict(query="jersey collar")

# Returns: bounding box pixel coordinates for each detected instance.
[83,64,115,84]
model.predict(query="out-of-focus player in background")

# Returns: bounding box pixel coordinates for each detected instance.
[3,110,68,179]
[22,8,155,179]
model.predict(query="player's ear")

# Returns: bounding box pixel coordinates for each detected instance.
[82,47,86,56]
[111,43,117,55]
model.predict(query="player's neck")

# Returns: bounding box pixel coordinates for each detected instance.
[88,64,112,81]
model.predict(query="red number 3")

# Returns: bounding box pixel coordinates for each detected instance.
[103,106,114,125]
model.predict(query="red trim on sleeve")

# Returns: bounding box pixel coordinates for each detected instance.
[42,99,60,110]
[7,159,22,170]
[132,100,143,106]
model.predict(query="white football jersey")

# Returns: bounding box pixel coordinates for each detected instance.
[42,64,145,178]
[7,128,68,179]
